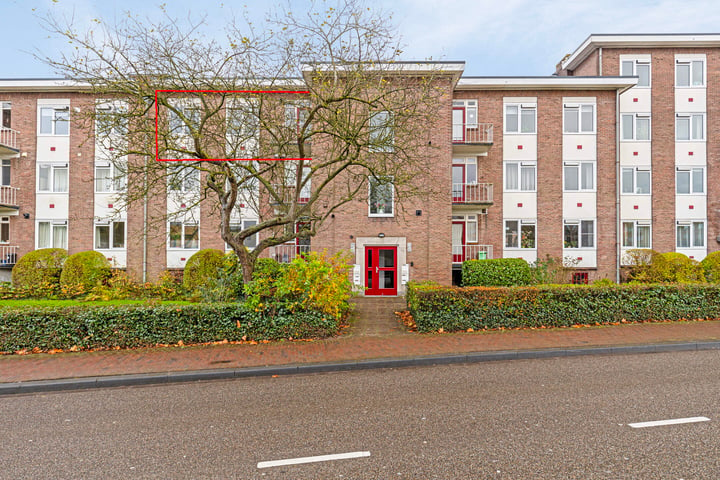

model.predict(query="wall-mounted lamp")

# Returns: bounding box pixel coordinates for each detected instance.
[23,213,30,219]
[378,233,385,238]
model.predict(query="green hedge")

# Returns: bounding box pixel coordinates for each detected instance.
[0,303,338,352]
[407,283,720,333]
[462,258,531,286]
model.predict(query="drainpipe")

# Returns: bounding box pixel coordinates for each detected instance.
[598,48,603,75]
[142,156,148,283]
[615,89,621,283]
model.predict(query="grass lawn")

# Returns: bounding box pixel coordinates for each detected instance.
[0,299,196,308]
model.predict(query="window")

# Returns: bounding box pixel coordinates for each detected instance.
[227,103,259,157]
[505,162,536,191]
[622,221,651,248]
[676,168,704,195]
[169,222,199,249]
[95,163,127,192]
[676,114,704,141]
[466,215,478,243]
[452,100,478,128]
[96,103,128,137]
[39,106,69,135]
[676,221,705,248]
[564,220,594,248]
[563,162,594,191]
[621,60,650,87]
[37,221,67,249]
[37,164,68,193]
[505,220,536,249]
[284,102,310,135]
[0,216,8,243]
[1,159,9,186]
[621,114,650,140]
[1,102,11,129]
[505,104,536,134]
[228,219,258,250]
[368,175,394,216]
[676,60,704,87]
[168,164,200,192]
[168,103,200,137]
[284,161,312,202]
[369,110,394,152]
[563,104,594,133]
[621,167,651,194]
[95,220,125,249]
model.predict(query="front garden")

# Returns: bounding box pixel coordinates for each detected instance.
[0,248,352,354]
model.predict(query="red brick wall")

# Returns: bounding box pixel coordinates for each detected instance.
[68,95,96,254]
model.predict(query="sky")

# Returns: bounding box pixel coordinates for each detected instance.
[2,0,720,78]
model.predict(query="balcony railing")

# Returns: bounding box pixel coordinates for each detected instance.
[0,127,18,152]
[452,244,493,263]
[452,183,493,204]
[269,243,311,263]
[452,123,493,145]
[0,186,18,207]
[0,245,18,267]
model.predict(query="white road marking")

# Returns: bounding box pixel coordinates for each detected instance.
[628,416,710,429]
[257,451,371,469]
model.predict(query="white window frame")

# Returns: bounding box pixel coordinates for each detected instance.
[675,59,705,87]
[227,218,259,250]
[675,113,705,141]
[505,161,536,192]
[368,175,394,217]
[95,102,128,138]
[36,220,67,249]
[284,100,311,135]
[37,163,69,193]
[504,103,536,134]
[504,219,536,249]
[38,106,70,136]
[0,216,9,243]
[168,221,200,250]
[621,59,651,88]
[167,164,200,192]
[621,167,651,195]
[563,219,595,249]
[1,101,10,129]
[676,221,705,248]
[676,167,705,195]
[226,99,260,158]
[563,104,595,134]
[94,220,126,250]
[94,163,127,193]
[563,161,595,192]
[452,99,478,128]
[621,113,651,141]
[622,221,652,249]
[369,110,394,152]
[1,159,10,186]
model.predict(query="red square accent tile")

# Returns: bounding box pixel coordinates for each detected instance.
[577,145,582,149]
[108,204,113,208]
[107,258,112,261]
[577,203,582,207]
[180,203,186,208]
[633,205,639,210]
[49,204,55,208]
[633,152,638,156]
[690,256,695,259]
[240,203,245,208]
[180,258,186,262]
[517,145,523,150]
[689,205,694,209]
[50,147,56,151]
[689,98,694,102]
[517,203,523,207]
[689,152,694,156]
[577,257,583,261]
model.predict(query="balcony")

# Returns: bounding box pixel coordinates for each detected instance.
[269,243,311,263]
[0,245,18,267]
[452,244,493,264]
[452,183,493,205]
[0,127,19,157]
[452,123,493,155]
[0,186,19,215]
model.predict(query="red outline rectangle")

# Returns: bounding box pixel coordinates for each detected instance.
[155,89,311,162]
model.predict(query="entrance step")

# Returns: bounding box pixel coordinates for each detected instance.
[349,296,408,336]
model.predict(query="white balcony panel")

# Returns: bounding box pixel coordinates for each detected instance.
[94,193,124,218]
[503,249,537,264]
[36,194,69,218]
[167,250,198,269]
[563,193,597,218]
[675,142,706,165]
[677,248,706,262]
[96,250,127,268]
[503,192,537,218]
[675,89,706,113]
[562,134,596,161]
[620,196,652,219]
[620,90,651,112]
[619,143,651,165]
[37,137,69,162]
[503,134,537,161]
[675,196,706,219]
[562,249,596,268]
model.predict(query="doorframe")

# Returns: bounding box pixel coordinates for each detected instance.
[365,245,398,296]
[354,236,407,296]
[452,106,465,142]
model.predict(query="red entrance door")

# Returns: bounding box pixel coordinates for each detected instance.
[365,246,398,296]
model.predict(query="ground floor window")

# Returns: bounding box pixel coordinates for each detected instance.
[505,219,536,249]
[676,221,705,248]
[564,220,594,248]
[622,221,651,248]
[95,220,126,249]
[169,221,199,249]
[0,216,8,243]
[227,219,258,249]
[37,221,67,249]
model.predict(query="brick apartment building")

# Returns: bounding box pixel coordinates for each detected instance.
[0,34,718,294]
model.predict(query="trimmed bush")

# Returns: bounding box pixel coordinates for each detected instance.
[0,303,339,352]
[701,251,720,283]
[655,252,705,283]
[11,248,68,290]
[407,283,720,333]
[196,252,245,302]
[60,251,112,292]
[462,258,532,287]
[183,249,225,292]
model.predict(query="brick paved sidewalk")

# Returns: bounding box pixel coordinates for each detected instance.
[2,309,720,383]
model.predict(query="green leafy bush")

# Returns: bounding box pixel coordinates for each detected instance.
[592,278,616,286]
[0,303,338,353]
[11,248,68,290]
[701,251,720,283]
[183,249,225,292]
[197,252,245,302]
[655,252,705,283]
[86,270,186,301]
[530,255,578,284]
[462,258,531,287]
[60,250,112,293]
[407,283,720,333]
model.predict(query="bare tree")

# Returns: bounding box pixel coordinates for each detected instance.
[39,1,446,281]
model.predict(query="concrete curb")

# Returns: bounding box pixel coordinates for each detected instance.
[2,340,720,396]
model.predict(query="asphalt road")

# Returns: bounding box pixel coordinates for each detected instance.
[2,350,719,479]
